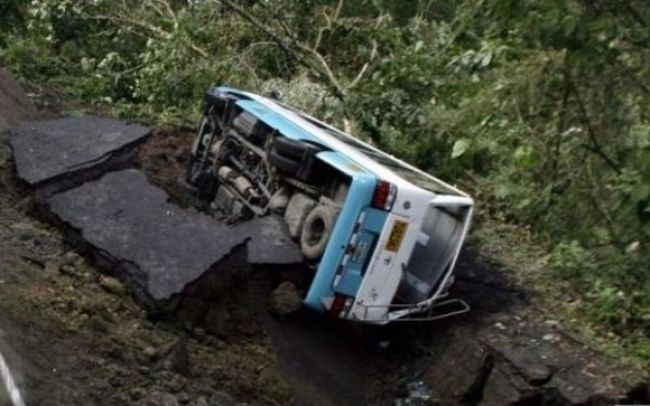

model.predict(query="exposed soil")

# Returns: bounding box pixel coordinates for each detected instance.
[0,67,647,405]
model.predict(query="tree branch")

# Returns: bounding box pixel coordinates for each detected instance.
[551,50,572,183]
[158,0,178,28]
[313,0,344,51]
[568,75,621,174]
[346,39,378,91]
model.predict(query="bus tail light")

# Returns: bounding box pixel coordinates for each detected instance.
[329,294,353,318]
[372,180,397,211]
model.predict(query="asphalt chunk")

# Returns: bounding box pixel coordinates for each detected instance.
[241,216,303,265]
[9,116,149,194]
[45,169,301,303]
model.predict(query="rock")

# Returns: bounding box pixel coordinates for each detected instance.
[9,116,150,195]
[25,234,60,258]
[486,342,552,384]
[192,328,206,339]
[550,367,607,405]
[268,281,302,316]
[208,391,235,406]
[212,338,227,350]
[480,364,533,406]
[0,224,11,240]
[176,391,191,404]
[100,276,126,295]
[191,396,209,406]
[143,346,158,360]
[161,340,191,375]
[423,330,492,402]
[130,387,147,401]
[59,263,81,278]
[398,380,433,404]
[109,375,123,388]
[165,374,187,393]
[239,216,303,265]
[256,368,291,403]
[86,315,111,333]
[108,345,134,363]
[476,319,622,405]
[138,391,179,406]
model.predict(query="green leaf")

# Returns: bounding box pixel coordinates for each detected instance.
[480,50,493,67]
[451,139,470,159]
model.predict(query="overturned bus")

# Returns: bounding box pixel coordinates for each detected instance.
[184,87,474,324]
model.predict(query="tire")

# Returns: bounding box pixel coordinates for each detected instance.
[272,137,312,160]
[300,205,337,260]
[269,150,300,174]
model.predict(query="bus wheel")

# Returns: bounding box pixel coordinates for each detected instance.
[300,205,337,259]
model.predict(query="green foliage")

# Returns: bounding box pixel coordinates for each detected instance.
[548,240,597,279]
[0,0,25,39]
[548,238,649,347]
[0,0,648,363]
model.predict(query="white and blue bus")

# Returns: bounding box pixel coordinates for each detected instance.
[186,87,474,324]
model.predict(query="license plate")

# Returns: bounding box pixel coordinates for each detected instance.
[385,220,408,252]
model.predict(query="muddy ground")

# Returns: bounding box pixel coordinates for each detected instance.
[0,67,647,405]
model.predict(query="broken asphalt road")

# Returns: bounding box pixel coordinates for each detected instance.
[10,116,302,306]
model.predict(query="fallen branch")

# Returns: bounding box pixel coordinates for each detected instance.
[346,39,378,91]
